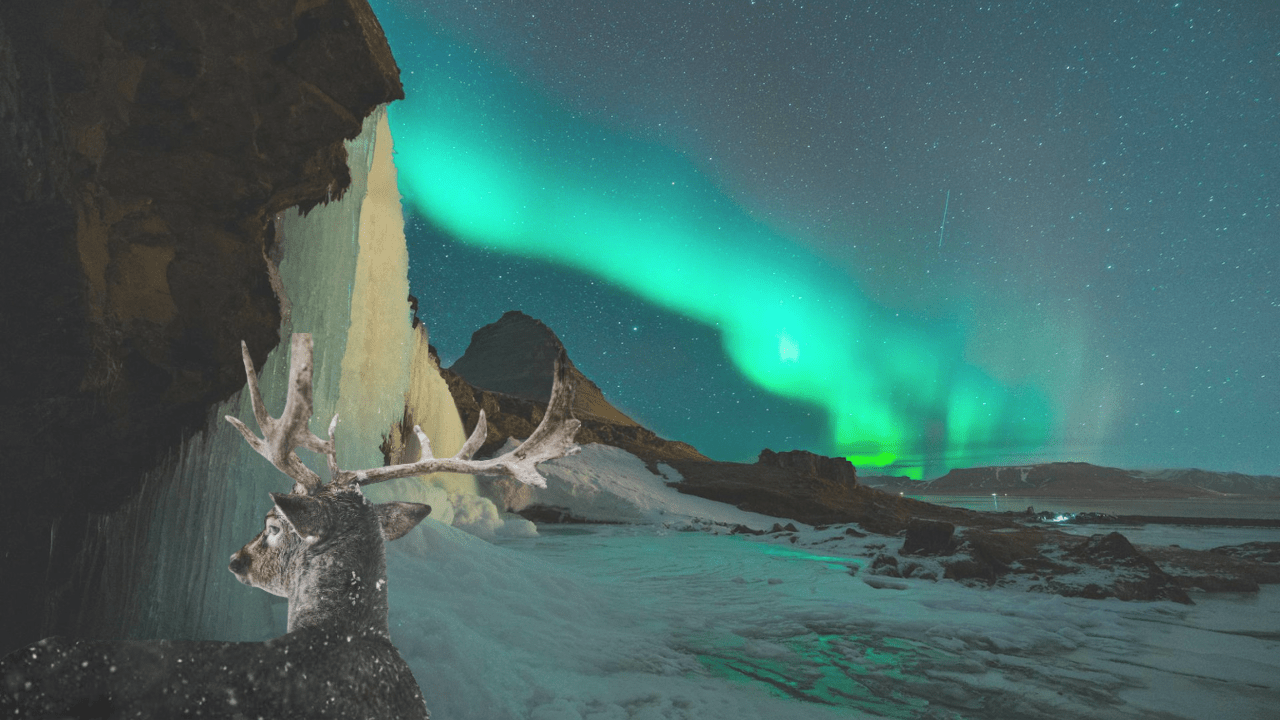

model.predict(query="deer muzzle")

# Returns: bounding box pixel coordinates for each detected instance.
[228,550,252,584]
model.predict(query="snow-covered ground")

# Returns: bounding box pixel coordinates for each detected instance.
[386,446,1280,719]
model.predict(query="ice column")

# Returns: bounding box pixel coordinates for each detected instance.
[74,107,477,642]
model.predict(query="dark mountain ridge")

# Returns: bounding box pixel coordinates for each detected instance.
[871,462,1280,499]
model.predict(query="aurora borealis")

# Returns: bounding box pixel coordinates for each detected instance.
[373,0,1277,479]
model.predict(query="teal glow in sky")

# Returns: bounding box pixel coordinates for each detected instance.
[374,0,1278,478]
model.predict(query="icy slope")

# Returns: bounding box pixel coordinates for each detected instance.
[482,441,781,529]
[389,521,1280,720]
[385,440,1280,718]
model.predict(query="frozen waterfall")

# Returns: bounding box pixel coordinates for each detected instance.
[70,108,483,642]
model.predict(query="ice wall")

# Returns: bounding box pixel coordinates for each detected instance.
[69,107,478,642]
[334,110,475,527]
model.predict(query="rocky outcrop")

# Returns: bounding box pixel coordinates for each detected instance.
[758,449,857,485]
[940,528,1047,586]
[1,0,401,500]
[1209,541,1280,564]
[900,518,956,556]
[0,0,401,654]
[1054,532,1191,603]
[667,458,993,536]
[930,528,1193,603]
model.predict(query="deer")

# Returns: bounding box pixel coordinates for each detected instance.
[0,333,581,719]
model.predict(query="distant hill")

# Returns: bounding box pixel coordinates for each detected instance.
[918,462,1280,499]
[1138,468,1280,496]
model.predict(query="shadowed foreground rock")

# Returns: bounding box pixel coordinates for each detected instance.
[0,0,402,655]
[901,518,957,556]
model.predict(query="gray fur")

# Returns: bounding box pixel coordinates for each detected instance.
[1,484,432,718]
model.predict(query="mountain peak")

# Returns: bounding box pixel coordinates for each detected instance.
[448,310,638,426]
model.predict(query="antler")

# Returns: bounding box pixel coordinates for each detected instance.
[226,333,581,493]
[343,345,581,489]
[225,334,336,494]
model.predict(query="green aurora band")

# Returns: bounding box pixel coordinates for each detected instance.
[375,4,1052,479]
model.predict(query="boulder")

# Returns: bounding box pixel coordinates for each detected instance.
[901,518,956,556]
[1058,532,1192,604]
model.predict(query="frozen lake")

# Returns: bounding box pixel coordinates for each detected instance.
[388,520,1280,720]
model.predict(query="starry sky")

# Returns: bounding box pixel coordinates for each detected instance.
[370,0,1278,480]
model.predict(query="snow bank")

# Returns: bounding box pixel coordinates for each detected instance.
[478,441,785,530]
[388,521,1280,720]
[387,522,858,720]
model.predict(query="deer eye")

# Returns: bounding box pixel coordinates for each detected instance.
[268,524,281,536]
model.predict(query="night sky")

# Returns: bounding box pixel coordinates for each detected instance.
[371,0,1278,479]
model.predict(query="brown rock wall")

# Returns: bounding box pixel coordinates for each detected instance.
[0,0,401,654]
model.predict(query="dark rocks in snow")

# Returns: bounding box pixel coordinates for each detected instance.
[1209,541,1280,565]
[1068,531,1145,563]
[868,554,901,578]
[1142,542,1280,593]
[901,519,956,556]
[943,529,1044,584]
[932,528,1193,603]
[1056,532,1193,604]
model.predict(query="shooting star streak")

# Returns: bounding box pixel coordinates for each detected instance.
[938,189,950,248]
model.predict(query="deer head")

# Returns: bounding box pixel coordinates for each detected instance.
[225,333,581,636]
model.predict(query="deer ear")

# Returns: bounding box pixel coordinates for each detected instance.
[271,492,327,539]
[375,502,431,541]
